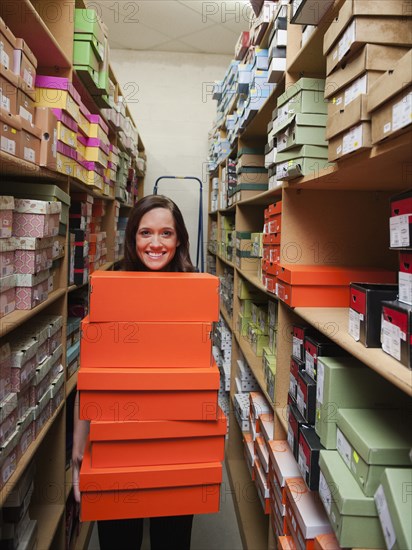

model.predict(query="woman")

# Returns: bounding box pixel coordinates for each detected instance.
[72,195,196,549]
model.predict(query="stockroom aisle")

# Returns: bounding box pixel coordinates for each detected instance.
[87,463,243,549]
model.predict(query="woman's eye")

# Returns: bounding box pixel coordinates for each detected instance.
[140,230,150,236]
[162,231,172,237]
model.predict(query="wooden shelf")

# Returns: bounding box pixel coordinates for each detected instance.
[74,521,94,550]
[69,176,115,200]
[295,307,412,396]
[31,504,65,549]
[217,253,235,269]
[0,288,66,338]
[0,402,64,507]
[220,305,233,331]
[0,151,67,182]
[275,406,288,434]
[1,0,71,70]
[285,132,412,191]
[237,186,283,207]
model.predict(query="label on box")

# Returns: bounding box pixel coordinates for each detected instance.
[344,74,367,107]
[319,472,332,514]
[342,124,363,155]
[1,45,10,70]
[390,215,411,247]
[1,136,16,155]
[23,69,33,89]
[381,318,402,360]
[289,372,297,397]
[292,336,302,359]
[296,387,305,418]
[374,485,396,550]
[392,92,412,132]
[336,428,351,469]
[298,444,309,476]
[19,106,33,124]
[1,92,10,112]
[24,147,35,163]
[287,425,294,451]
[348,308,361,341]
[399,271,412,304]
[338,20,355,62]
[305,350,315,380]
[316,361,324,404]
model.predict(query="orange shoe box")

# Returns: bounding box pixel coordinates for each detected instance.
[80,316,213,368]
[88,272,219,322]
[78,365,220,421]
[276,265,396,307]
[80,442,222,521]
[89,412,227,468]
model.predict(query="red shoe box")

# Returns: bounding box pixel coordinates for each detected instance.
[80,316,213,369]
[80,442,222,521]
[78,365,220,421]
[88,272,219,322]
[88,412,226,468]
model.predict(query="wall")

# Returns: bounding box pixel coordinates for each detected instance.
[111,49,231,269]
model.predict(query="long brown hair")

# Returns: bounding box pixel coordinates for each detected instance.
[123,194,195,272]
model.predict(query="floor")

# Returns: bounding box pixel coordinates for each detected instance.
[87,462,243,550]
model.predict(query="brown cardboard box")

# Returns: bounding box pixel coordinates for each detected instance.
[371,87,412,144]
[13,39,37,100]
[368,50,412,112]
[16,89,35,125]
[34,107,58,169]
[326,17,412,76]
[328,72,382,117]
[0,110,21,157]
[328,121,372,162]
[326,95,369,139]
[20,117,41,164]
[323,0,409,55]
[0,73,18,115]
[0,17,17,82]
[324,44,409,99]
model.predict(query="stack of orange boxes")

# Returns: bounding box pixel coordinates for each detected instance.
[262,200,282,293]
[78,271,226,521]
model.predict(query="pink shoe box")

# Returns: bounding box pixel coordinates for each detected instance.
[0,196,14,238]
[9,333,38,393]
[30,353,53,404]
[33,388,51,438]
[13,236,53,274]
[17,384,35,421]
[0,343,12,402]
[0,429,20,490]
[20,316,51,365]
[15,269,49,310]
[50,371,64,414]
[13,199,61,238]
[0,238,16,278]
[49,344,63,381]
[0,393,17,446]
[0,274,16,319]
[33,314,63,356]
[17,408,34,461]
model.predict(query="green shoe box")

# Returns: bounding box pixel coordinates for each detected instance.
[274,113,328,152]
[336,409,412,497]
[315,356,407,449]
[374,468,412,550]
[277,77,328,120]
[319,450,385,549]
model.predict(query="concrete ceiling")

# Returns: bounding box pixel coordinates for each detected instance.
[87,0,252,54]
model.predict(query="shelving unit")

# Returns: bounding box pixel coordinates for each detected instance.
[207,2,412,549]
[0,1,146,548]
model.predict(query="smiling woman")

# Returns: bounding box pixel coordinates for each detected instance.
[123,194,196,272]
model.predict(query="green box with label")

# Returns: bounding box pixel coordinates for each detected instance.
[315,356,406,450]
[336,409,412,497]
[375,468,412,550]
[274,113,328,150]
[277,77,327,113]
[319,450,385,549]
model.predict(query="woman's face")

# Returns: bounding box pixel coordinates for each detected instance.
[135,207,180,270]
